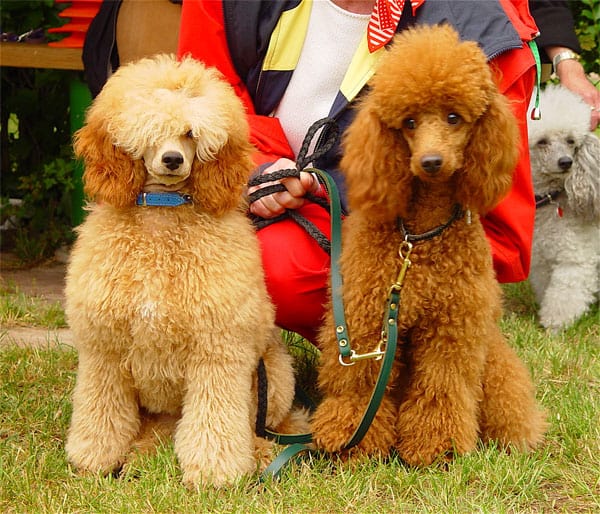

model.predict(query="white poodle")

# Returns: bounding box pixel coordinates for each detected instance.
[528,84,600,331]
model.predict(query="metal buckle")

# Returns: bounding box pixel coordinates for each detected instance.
[338,340,386,366]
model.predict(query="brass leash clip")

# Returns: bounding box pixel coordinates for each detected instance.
[339,240,412,367]
[390,240,413,293]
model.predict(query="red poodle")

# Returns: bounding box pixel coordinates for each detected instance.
[311,25,547,465]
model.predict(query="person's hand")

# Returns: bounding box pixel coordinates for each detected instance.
[248,158,319,218]
[554,57,600,130]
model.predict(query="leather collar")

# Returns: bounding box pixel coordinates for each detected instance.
[136,192,192,207]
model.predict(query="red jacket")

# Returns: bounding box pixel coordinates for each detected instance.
[178,0,539,283]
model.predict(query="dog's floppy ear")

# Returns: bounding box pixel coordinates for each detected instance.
[187,131,254,216]
[341,104,413,221]
[455,92,518,214]
[565,133,600,221]
[74,118,146,208]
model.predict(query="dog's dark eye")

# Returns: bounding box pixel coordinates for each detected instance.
[185,130,194,139]
[403,118,417,130]
[447,113,461,125]
[536,138,548,147]
[566,137,575,145]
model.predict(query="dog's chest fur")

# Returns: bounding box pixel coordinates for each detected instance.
[66,204,272,408]
[533,204,600,264]
[337,214,501,346]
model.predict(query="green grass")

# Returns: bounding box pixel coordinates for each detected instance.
[0,282,66,329]
[1,283,598,513]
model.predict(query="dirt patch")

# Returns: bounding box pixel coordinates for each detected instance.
[1,252,67,306]
[1,252,70,347]
[0,326,73,348]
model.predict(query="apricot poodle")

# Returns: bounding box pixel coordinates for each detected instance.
[311,25,546,466]
[65,55,302,488]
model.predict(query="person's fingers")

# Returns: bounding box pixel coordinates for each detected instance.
[250,194,286,217]
[263,158,297,175]
[299,171,318,193]
[280,176,305,197]
[248,160,318,218]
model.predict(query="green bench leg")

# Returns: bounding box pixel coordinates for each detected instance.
[69,78,91,226]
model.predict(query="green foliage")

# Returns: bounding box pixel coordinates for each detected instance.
[7,158,76,262]
[1,1,79,262]
[0,0,67,36]
[571,0,600,75]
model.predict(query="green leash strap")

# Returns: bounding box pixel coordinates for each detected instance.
[343,288,400,449]
[262,283,401,456]
[261,443,312,481]
[261,289,401,479]
[261,168,405,479]
[262,167,348,452]
[528,40,542,120]
[308,167,351,359]
[343,240,412,448]
[264,430,313,445]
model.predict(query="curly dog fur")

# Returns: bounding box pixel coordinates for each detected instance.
[65,55,303,488]
[310,25,546,465]
[528,85,600,331]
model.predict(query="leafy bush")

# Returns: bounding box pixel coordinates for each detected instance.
[572,0,600,76]
[1,0,79,262]
[8,158,75,262]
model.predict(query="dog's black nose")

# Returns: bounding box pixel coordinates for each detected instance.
[162,151,184,171]
[420,154,443,174]
[557,156,573,171]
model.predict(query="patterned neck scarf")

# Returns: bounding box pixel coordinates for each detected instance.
[367,0,425,53]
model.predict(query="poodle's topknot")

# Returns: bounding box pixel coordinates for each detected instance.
[370,24,496,127]
[528,84,592,144]
[86,54,247,160]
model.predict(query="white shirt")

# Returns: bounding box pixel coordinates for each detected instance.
[273,0,370,157]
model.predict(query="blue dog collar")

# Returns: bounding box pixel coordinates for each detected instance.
[136,192,193,207]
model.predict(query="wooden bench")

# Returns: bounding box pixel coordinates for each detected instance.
[0,42,83,70]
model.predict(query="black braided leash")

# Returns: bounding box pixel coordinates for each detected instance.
[247,118,340,254]
[255,358,267,438]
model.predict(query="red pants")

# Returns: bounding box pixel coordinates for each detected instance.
[257,202,331,344]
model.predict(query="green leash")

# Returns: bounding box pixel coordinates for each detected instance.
[261,168,408,480]
[529,40,542,120]
[259,113,466,479]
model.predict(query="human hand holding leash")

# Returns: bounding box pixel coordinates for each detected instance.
[557,63,600,130]
[248,158,320,218]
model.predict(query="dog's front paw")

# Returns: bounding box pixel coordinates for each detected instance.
[176,432,256,489]
[65,436,127,475]
[395,433,455,467]
[311,396,396,457]
[65,402,140,475]
[539,288,593,332]
[180,455,256,490]
[539,308,576,333]
[395,400,478,466]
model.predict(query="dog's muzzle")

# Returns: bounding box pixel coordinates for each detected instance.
[557,156,573,172]
[162,151,185,172]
